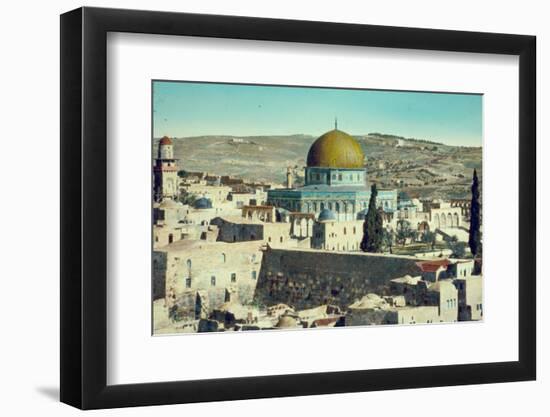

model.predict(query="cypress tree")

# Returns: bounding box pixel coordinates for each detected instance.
[361,184,383,252]
[468,169,482,257]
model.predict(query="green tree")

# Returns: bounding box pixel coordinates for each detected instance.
[360,184,383,252]
[447,235,467,258]
[468,169,482,257]
[421,230,436,250]
[382,228,394,254]
[395,219,413,246]
[179,192,197,206]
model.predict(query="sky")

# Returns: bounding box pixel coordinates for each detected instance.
[153,80,482,147]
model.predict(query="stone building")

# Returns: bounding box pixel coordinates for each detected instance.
[153,136,179,202]
[346,293,441,326]
[415,259,453,282]
[387,275,458,322]
[429,205,463,229]
[346,293,394,325]
[288,212,315,240]
[183,197,241,226]
[449,259,476,279]
[267,125,398,221]
[152,195,238,248]
[311,212,364,251]
[455,274,483,321]
[210,216,295,247]
[242,205,276,222]
[391,306,441,325]
[153,198,188,226]
[153,240,264,310]
[154,224,185,248]
[425,279,459,322]
[451,198,472,219]
[389,275,425,305]
[152,198,189,247]
[386,259,480,324]
[297,304,343,328]
[392,199,464,233]
[153,223,219,248]
[180,182,232,206]
[228,189,267,208]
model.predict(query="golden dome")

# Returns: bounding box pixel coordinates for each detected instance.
[306,129,365,168]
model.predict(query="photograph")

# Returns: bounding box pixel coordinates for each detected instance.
[151,81,483,335]
[0,0,542,414]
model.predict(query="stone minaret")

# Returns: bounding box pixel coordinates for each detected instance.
[286,166,293,189]
[153,136,179,202]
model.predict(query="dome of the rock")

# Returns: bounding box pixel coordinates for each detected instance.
[306,129,365,168]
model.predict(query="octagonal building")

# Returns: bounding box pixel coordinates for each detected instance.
[267,127,397,222]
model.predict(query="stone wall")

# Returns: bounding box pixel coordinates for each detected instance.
[254,248,422,310]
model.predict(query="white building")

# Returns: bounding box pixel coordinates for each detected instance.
[311,211,364,251]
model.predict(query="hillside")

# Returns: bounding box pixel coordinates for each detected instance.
[157,133,482,200]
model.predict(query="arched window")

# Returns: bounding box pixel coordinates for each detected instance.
[168,233,174,244]
[221,253,226,263]
[186,259,192,269]
[343,227,347,235]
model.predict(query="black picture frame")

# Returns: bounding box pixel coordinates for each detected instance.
[60,6,536,410]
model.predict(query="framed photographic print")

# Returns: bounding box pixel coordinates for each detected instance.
[60,6,536,410]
